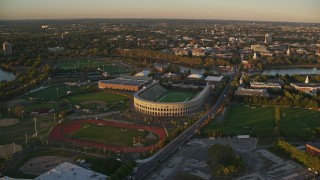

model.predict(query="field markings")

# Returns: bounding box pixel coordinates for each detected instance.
[158,95,167,102]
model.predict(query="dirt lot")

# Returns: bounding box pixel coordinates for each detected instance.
[0,118,19,127]
[19,156,73,175]
[0,143,22,159]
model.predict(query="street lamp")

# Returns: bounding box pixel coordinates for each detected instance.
[56,88,59,98]
[25,134,28,149]
[8,108,11,117]
[24,84,27,93]
[48,77,51,86]
[33,118,38,138]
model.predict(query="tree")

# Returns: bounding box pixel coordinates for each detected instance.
[12,105,24,117]
[207,144,246,179]
[274,106,281,136]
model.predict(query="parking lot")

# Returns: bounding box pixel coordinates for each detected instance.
[149,138,306,180]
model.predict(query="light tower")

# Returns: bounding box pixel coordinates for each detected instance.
[287,48,290,56]
[33,118,38,138]
[239,76,244,85]
[264,34,272,44]
[305,76,309,84]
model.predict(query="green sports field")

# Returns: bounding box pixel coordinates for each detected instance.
[57,59,128,74]
[65,91,128,104]
[158,89,198,102]
[204,104,320,140]
[69,123,152,147]
[25,85,82,100]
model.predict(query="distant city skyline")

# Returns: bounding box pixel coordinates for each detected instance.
[1,0,320,23]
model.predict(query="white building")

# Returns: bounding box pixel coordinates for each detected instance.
[134,70,150,77]
[187,73,203,79]
[250,81,281,90]
[3,41,13,55]
[265,34,272,44]
[251,44,267,52]
[205,76,223,84]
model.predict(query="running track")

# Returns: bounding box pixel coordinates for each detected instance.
[49,120,167,153]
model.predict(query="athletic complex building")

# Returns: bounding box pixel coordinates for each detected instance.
[133,82,211,116]
[98,78,149,91]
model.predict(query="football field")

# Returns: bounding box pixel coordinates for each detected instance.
[158,89,197,102]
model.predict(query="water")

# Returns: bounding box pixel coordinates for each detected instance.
[263,68,320,75]
[155,63,207,74]
[0,68,16,81]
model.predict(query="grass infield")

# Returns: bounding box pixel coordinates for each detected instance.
[68,123,150,147]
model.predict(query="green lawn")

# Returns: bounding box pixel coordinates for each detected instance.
[0,116,55,145]
[24,103,59,112]
[25,85,82,100]
[69,123,148,147]
[65,91,128,105]
[158,89,198,102]
[204,104,320,140]
[57,59,128,74]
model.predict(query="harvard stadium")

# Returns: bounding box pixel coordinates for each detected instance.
[133,82,211,116]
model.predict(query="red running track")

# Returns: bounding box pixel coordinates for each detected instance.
[49,119,167,153]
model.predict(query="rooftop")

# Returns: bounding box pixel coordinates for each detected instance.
[187,74,203,79]
[100,78,148,86]
[205,76,223,82]
[35,162,107,180]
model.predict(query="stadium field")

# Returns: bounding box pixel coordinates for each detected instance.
[158,89,198,102]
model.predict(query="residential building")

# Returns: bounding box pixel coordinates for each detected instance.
[250,81,282,90]
[235,87,270,97]
[290,76,320,94]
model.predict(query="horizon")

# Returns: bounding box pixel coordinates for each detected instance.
[0,17,319,25]
[1,0,320,23]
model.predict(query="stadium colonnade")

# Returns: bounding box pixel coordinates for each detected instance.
[133,82,211,117]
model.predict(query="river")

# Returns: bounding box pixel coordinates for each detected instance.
[0,68,16,81]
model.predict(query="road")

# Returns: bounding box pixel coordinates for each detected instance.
[133,70,236,180]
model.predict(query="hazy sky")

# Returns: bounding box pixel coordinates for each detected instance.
[1,0,319,23]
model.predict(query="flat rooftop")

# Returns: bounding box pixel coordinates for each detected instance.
[35,162,107,180]
[291,83,320,88]
[100,78,148,86]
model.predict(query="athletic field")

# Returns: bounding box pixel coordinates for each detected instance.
[69,124,148,147]
[158,89,198,102]
[57,59,128,74]
[25,85,82,100]
[204,104,320,140]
